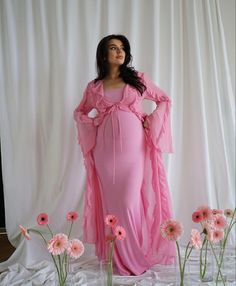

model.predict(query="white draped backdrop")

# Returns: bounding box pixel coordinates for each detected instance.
[0,0,235,285]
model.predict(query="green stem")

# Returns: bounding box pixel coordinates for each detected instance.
[68,221,74,239]
[46,224,54,238]
[107,241,114,286]
[215,220,236,283]
[176,241,184,286]
[182,242,194,280]
[209,241,226,286]
[215,209,236,283]
[28,229,61,279]
[28,229,48,244]
[199,237,208,279]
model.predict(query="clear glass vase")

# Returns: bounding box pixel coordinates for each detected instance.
[199,248,214,283]
[100,260,113,286]
[155,259,192,285]
[213,245,229,283]
[54,261,75,286]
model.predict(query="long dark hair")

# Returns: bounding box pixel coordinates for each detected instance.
[94,34,146,95]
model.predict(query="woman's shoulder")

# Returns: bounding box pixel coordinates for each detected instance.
[85,79,102,91]
[84,79,103,99]
[136,71,148,83]
[86,79,100,88]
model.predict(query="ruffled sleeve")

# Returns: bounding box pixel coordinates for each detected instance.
[141,73,173,153]
[74,83,97,156]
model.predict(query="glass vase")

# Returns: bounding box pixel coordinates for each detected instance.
[155,258,192,285]
[199,245,214,283]
[54,261,74,286]
[213,245,229,283]
[100,260,113,286]
[218,245,236,283]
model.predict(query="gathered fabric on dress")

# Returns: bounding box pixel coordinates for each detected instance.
[74,73,176,275]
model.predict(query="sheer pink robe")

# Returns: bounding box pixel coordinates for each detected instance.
[74,72,175,275]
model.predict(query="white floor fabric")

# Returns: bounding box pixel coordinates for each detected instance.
[0,251,235,286]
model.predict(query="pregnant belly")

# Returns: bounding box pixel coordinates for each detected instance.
[94,110,145,154]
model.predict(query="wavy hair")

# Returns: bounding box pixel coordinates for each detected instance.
[94,34,146,95]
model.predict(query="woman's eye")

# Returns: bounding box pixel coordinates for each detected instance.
[109,46,125,52]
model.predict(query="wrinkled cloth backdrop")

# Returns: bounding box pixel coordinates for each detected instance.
[0,0,235,284]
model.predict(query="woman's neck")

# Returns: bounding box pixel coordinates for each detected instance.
[103,68,125,90]
[106,66,120,80]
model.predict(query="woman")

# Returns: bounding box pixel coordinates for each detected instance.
[74,34,175,275]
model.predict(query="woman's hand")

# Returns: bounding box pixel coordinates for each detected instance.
[143,118,149,129]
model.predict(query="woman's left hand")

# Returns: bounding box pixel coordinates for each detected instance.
[143,119,149,129]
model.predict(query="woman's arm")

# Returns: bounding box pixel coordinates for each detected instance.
[74,83,97,156]
[141,73,173,153]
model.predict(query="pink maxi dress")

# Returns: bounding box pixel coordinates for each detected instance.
[74,72,175,275]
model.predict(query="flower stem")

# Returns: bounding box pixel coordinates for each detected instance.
[176,241,184,286]
[46,224,54,238]
[215,210,235,283]
[68,221,74,239]
[199,236,207,279]
[28,229,61,283]
[107,240,114,286]
[209,241,226,286]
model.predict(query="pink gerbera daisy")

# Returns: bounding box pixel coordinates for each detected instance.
[160,219,183,241]
[67,239,84,259]
[224,209,234,218]
[66,211,78,221]
[197,206,213,221]
[190,229,202,249]
[207,229,224,243]
[37,213,49,225]
[212,214,227,230]
[114,226,126,240]
[202,221,214,235]
[212,209,223,215]
[19,225,31,240]
[192,211,203,223]
[47,233,68,255]
[105,214,118,228]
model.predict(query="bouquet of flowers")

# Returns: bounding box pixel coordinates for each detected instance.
[192,206,236,284]
[160,219,202,286]
[19,211,84,286]
[104,214,126,286]
[160,206,235,286]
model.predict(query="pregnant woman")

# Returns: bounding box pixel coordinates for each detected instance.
[74,34,175,276]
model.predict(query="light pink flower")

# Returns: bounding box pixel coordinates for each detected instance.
[192,211,203,223]
[47,233,68,255]
[67,239,84,259]
[197,206,213,221]
[66,211,78,221]
[160,219,183,241]
[114,226,126,240]
[37,213,49,225]
[212,214,227,230]
[105,215,118,228]
[19,225,31,240]
[202,221,215,236]
[190,229,202,249]
[207,229,224,243]
[212,209,223,215]
[224,209,234,218]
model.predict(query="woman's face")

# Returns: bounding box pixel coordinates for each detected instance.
[107,39,125,67]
